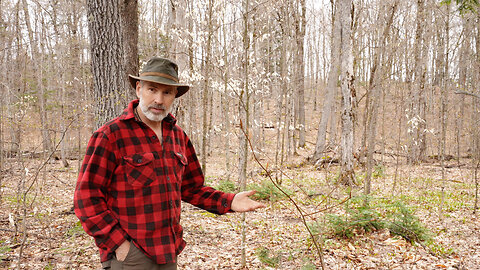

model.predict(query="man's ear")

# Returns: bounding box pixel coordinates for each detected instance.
[135,81,141,98]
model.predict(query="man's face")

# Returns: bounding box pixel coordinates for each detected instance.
[136,80,177,122]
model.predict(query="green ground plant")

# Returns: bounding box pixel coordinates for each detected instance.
[322,196,431,244]
[64,221,85,238]
[247,179,292,202]
[385,200,431,243]
[255,247,280,268]
[0,241,11,261]
[215,179,237,193]
[325,197,384,238]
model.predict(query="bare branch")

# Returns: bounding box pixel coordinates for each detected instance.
[455,90,480,99]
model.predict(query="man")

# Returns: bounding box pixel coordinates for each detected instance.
[74,57,265,269]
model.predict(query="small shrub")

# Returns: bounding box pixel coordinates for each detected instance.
[215,179,237,193]
[325,197,431,244]
[0,241,11,261]
[373,164,385,178]
[65,221,85,238]
[301,260,317,270]
[248,180,291,202]
[385,201,431,243]
[256,247,280,268]
[427,241,455,257]
[326,198,384,238]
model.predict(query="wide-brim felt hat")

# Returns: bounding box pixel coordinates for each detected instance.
[129,57,190,98]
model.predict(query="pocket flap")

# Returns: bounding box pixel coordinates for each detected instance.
[174,151,188,165]
[124,152,154,166]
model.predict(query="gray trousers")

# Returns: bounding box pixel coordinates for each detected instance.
[102,243,177,270]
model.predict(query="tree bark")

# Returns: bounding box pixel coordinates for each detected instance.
[338,0,355,186]
[121,0,139,101]
[167,0,177,60]
[87,0,138,128]
[408,0,427,164]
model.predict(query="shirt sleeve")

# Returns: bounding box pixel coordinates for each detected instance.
[180,135,235,214]
[74,131,127,254]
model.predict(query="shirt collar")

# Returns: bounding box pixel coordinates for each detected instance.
[119,99,177,125]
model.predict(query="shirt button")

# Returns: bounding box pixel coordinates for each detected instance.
[152,135,157,140]
[137,158,142,163]
[169,200,173,207]
[167,176,170,181]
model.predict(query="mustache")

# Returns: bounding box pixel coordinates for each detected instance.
[148,104,166,110]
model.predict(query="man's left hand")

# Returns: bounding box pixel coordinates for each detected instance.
[231,190,266,212]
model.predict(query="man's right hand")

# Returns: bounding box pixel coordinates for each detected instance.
[115,240,130,262]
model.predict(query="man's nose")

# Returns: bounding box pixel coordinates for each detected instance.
[153,93,164,104]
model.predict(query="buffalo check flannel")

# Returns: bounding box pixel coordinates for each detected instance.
[74,100,235,264]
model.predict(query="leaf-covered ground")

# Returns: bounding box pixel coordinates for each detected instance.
[0,153,479,269]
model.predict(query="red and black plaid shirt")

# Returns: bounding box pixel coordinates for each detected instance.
[74,100,235,264]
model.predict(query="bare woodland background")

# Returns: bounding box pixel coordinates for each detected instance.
[0,0,480,269]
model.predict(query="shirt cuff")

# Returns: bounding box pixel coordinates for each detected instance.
[222,193,236,213]
[99,224,128,255]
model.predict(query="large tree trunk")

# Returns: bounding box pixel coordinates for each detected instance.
[167,0,177,60]
[87,0,138,128]
[338,0,355,186]
[408,0,427,164]
[122,0,138,101]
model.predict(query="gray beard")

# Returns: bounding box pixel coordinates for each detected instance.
[138,98,172,122]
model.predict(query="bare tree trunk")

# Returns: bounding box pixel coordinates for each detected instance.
[167,0,177,59]
[438,3,451,222]
[338,0,355,186]
[121,0,138,101]
[295,0,306,148]
[408,0,427,164]
[239,0,251,266]
[222,3,231,181]
[313,0,340,163]
[456,15,470,163]
[275,4,288,183]
[201,0,213,174]
[10,1,22,157]
[364,1,397,198]
[21,0,52,153]
[0,0,4,203]
[186,0,198,148]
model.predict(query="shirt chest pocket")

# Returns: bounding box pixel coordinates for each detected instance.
[172,150,188,181]
[123,152,158,187]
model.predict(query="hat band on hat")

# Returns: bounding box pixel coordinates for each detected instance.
[140,72,178,82]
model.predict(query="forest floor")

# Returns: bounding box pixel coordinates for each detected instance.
[0,149,479,269]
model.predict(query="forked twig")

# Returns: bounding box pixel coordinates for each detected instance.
[239,120,327,269]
